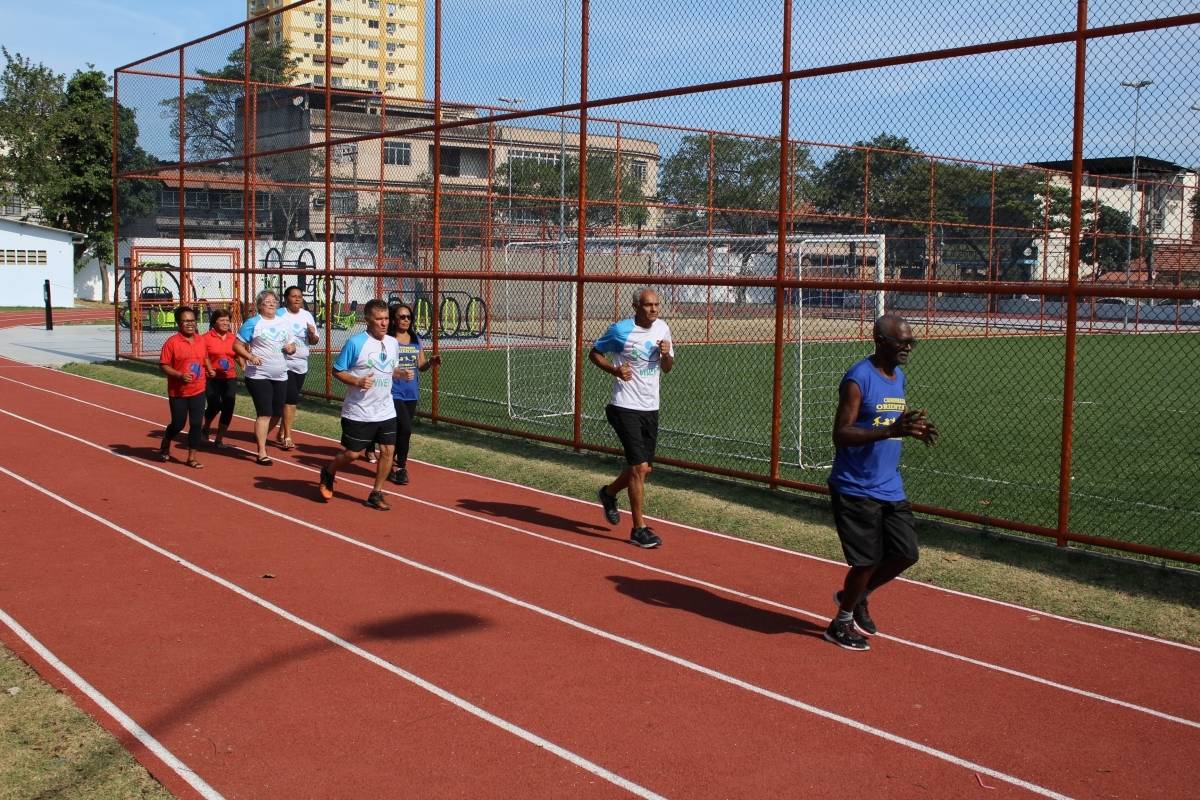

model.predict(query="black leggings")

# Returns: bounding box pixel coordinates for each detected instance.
[394,399,417,468]
[165,394,206,450]
[204,377,237,427]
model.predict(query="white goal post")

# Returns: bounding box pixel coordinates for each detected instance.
[501,234,886,469]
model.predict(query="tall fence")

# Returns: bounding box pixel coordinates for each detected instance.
[113,0,1200,565]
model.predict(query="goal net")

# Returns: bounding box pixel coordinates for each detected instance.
[502,234,885,469]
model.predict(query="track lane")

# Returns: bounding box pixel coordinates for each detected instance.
[2,383,1200,796]
[0,410,1049,798]
[4,359,1196,719]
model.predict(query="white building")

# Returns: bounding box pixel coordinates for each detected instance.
[0,218,83,307]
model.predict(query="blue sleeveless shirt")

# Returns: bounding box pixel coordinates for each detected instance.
[827,357,908,502]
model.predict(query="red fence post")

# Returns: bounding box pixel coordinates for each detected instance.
[767,0,793,487]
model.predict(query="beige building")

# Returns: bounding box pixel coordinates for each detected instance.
[248,0,424,99]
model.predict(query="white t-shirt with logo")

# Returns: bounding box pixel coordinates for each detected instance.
[281,308,319,373]
[333,331,399,422]
[592,318,674,411]
[237,314,296,381]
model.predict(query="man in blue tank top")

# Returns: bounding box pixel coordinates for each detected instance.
[824,314,938,651]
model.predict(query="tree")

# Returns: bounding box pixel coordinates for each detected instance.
[0,52,157,300]
[165,39,299,160]
[658,133,813,235]
[494,151,650,233]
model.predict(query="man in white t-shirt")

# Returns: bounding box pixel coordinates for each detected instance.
[588,288,675,548]
[318,299,400,510]
[275,285,321,451]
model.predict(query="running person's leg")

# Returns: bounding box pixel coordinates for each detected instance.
[160,396,190,460]
[278,370,305,449]
[602,405,661,548]
[245,378,276,463]
[203,379,221,439]
[390,399,416,484]
[183,393,206,467]
[825,491,885,650]
[213,378,237,446]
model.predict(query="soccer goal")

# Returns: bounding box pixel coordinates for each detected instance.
[502,234,885,469]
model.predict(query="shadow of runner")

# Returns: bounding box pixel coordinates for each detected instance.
[142,611,489,737]
[455,498,615,540]
[253,475,336,504]
[607,575,821,636]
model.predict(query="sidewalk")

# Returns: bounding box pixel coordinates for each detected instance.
[0,323,117,366]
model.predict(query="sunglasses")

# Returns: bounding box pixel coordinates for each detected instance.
[395,314,412,320]
[879,334,917,349]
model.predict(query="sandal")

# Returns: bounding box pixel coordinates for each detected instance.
[186,459,205,469]
[157,451,170,463]
[256,455,274,466]
[279,437,296,451]
[365,450,377,464]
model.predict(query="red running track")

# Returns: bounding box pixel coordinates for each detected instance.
[0,356,1197,798]
[0,308,113,329]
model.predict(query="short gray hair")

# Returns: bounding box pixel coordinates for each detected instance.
[256,289,279,310]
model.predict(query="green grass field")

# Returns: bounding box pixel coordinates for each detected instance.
[303,331,1200,557]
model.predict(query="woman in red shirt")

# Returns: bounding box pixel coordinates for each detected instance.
[202,308,240,448]
[158,305,211,467]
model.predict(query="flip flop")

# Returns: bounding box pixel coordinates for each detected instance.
[280,437,296,451]
[157,452,170,463]
[256,455,273,466]
[186,459,205,469]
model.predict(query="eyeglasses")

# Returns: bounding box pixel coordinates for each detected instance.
[879,334,917,349]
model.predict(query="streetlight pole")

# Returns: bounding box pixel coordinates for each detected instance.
[1120,80,1153,282]
[498,96,524,239]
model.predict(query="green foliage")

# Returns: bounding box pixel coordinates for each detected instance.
[166,39,300,160]
[494,151,649,231]
[658,133,813,235]
[0,50,157,272]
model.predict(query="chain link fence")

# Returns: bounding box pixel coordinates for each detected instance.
[113,0,1200,565]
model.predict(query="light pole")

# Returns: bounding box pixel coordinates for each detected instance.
[498,96,524,238]
[1120,79,1153,281]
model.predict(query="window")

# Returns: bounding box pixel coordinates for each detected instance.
[386,82,396,91]
[367,59,379,68]
[313,33,324,43]
[313,74,325,86]
[219,193,243,210]
[368,0,380,7]
[331,76,345,87]
[331,14,347,23]
[384,140,411,166]
[2,197,24,215]
[331,35,345,45]
[387,3,397,14]
[386,42,397,54]
[366,80,379,90]
[630,159,647,183]
[386,22,396,34]
[368,19,379,29]
[330,191,357,214]
[386,62,395,73]
[313,12,324,23]
[160,189,179,207]
[184,189,208,208]
[367,40,379,50]
[0,250,47,265]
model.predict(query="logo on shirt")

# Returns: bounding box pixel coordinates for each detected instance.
[188,362,202,378]
[262,325,289,344]
[218,358,230,370]
[636,340,658,361]
[369,350,394,373]
[291,322,306,336]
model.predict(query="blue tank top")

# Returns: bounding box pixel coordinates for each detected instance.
[828,357,907,502]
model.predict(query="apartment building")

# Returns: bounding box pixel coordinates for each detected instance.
[247,0,425,99]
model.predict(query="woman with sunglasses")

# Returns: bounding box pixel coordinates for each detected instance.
[379,302,439,485]
[202,308,240,449]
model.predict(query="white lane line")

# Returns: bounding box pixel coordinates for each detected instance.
[0,464,665,800]
[3,374,1198,728]
[13,367,1200,654]
[0,410,1079,798]
[41,362,1199,654]
[0,605,225,800]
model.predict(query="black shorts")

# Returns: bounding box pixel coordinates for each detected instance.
[284,369,308,405]
[830,490,918,567]
[341,417,397,451]
[245,377,287,418]
[605,404,658,466]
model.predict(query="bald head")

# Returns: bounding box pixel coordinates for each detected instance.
[632,287,662,327]
[873,313,907,340]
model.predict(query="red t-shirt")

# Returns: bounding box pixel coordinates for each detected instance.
[204,328,239,380]
[160,333,208,398]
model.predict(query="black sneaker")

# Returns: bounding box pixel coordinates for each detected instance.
[834,591,878,637]
[598,486,620,525]
[318,467,335,501]
[629,526,661,549]
[823,618,870,651]
[394,467,409,485]
[366,490,391,511]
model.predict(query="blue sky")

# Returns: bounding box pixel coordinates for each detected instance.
[2,0,1196,168]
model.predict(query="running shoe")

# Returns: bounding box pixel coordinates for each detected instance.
[598,486,620,525]
[834,590,878,636]
[823,618,870,651]
[318,467,335,501]
[629,526,662,549]
[393,467,409,485]
[366,490,391,511]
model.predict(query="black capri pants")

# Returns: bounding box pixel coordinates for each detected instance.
[205,377,238,427]
[165,394,206,449]
[393,398,418,468]
[245,377,287,418]
[285,369,308,405]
